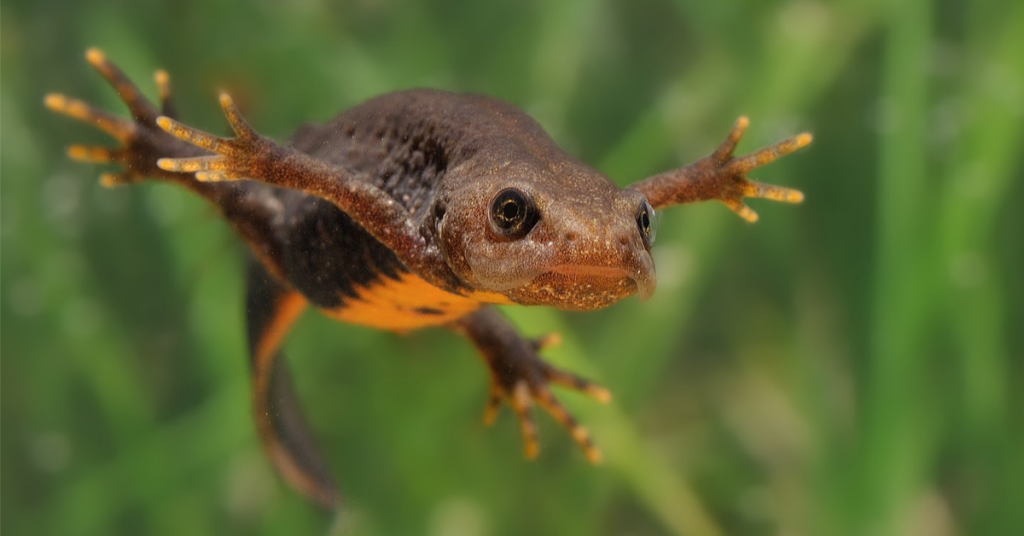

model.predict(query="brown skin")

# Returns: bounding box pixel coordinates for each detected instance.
[47,49,811,510]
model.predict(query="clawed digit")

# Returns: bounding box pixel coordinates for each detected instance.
[154,69,177,118]
[509,383,540,459]
[722,198,759,222]
[217,93,259,140]
[482,384,504,426]
[712,116,750,163]
[84,48,160,122]
[99,172,131,188]
[541,362,612,403]
[45,94,137,142]
[67,144,117,164]
[533,386,602,463]
[725,132,813,177]
[156,117,231,154]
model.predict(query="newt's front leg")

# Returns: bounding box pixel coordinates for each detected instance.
[630,117,811,221]
[154,94,456,291]
[454,308,611,463]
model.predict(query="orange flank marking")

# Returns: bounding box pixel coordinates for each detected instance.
[253,292,308,374]
[323,273,510,331]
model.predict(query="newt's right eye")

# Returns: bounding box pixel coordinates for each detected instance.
[490,188,538,239]
[636,198,656,249]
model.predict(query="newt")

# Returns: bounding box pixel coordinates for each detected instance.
[46,49,811,509]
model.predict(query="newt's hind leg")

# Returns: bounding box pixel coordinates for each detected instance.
[630,117,811,221]
[246,258,341,510]
[454,308,611,464]
[46,48,206,189]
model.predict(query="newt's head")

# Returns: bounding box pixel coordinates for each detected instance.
[437,159,657,311]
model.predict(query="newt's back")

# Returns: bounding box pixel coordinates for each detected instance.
[288,89,564,216]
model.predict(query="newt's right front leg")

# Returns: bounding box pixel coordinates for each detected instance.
[155,95,457,291]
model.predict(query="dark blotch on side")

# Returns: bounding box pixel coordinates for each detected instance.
[414,307,446,316]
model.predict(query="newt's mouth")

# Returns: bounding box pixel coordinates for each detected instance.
[549,262,656,301]
[550,265,631,278]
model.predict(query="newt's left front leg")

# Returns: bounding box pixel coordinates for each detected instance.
[630,117,811,221]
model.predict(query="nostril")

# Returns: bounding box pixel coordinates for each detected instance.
[565,232,578,242]
[619,235,629,246]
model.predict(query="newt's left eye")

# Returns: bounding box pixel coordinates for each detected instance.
[637,199,656,248]
[490,188,539,239]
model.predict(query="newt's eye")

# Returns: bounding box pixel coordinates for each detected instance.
[637,199,656,248]
[490,188,538,239]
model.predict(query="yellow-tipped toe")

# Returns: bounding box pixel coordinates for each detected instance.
[195,171,228,182]
[590,386,612,404]
[155,116,174,131]
[154,70,170,87]
[524,442,539,460]
[99,173,123,188]
[44,93,64,110]
[85,47,106,66]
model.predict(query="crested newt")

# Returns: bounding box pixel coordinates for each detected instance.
[46,48,811,509]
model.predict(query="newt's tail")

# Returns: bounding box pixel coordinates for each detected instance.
[246,257,342,510]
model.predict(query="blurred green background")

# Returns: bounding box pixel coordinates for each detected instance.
[2,0,1022,535]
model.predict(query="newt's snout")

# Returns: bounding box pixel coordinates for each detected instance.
[540,212,657,307]
[548,250,656,302]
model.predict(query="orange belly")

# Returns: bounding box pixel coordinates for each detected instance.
[321,272,510,331]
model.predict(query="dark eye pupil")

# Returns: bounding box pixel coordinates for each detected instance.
[491,188,537,238]
[501,200,521,221]
[637,199,656,247]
